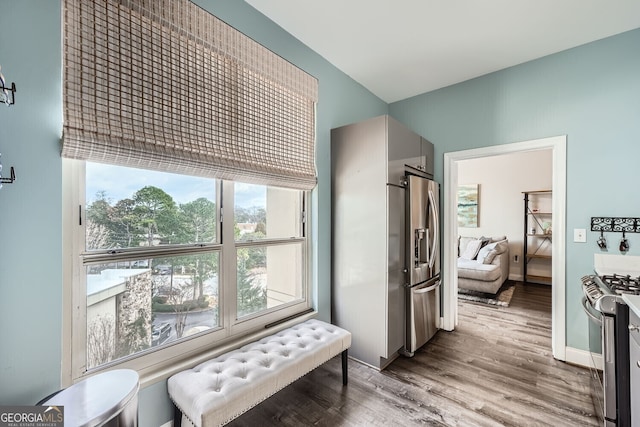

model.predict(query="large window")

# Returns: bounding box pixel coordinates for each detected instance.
[62,0,316,383]
[66,162,309,378]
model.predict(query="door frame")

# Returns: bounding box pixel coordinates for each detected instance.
[442,135,567,361]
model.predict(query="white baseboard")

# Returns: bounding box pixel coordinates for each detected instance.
[160,422,172,427]
[565,346,602,370]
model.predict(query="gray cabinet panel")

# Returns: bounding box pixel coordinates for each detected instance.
[331,116,388,368]
[387,116,421,184]
[331,114,433,370]
[421,137,434,177]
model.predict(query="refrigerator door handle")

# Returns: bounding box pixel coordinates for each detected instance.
[428,189,439,270]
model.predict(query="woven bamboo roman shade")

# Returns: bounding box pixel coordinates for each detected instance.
[62,0,318,190]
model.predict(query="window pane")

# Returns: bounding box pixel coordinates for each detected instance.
[86,253,219,369]
[234,183,301,242]
[237,244,303,318]
[86,162,217,250]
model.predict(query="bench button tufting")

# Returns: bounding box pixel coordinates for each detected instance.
[168,320,351,426]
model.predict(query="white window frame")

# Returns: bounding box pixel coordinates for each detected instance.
[61,160,312,386]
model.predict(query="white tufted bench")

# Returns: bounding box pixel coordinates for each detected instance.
[167,319,351,427]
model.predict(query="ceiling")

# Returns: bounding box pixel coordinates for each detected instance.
[244,0,640,103]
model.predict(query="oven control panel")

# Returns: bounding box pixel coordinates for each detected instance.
[582,275,604,304]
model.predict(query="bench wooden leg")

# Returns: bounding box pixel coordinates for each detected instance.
[341,349,348,385]
[173,402,182,427]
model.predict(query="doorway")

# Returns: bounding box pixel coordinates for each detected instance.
[442,135,567,361]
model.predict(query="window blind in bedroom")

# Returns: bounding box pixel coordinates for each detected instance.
[62,0,318,190]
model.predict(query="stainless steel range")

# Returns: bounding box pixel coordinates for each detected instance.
[581,255,638,427]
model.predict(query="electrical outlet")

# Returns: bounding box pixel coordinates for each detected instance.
[514,254,519,263]
[574,228,587,243]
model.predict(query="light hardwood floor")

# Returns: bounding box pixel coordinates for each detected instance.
[228,283,599,426]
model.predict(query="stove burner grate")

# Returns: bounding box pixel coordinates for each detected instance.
[600,274,640,295]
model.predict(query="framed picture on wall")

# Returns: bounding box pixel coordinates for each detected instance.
[458,184,478,227]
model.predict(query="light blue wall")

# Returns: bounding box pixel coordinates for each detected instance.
[0,0,63,405]
[0,0,387,425]
[389,28,640,351]
[3,0,638,424]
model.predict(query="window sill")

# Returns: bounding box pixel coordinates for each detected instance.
[85,311,318,389]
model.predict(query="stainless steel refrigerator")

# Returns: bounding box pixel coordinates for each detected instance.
[331,115,440,370]
[403,174,440,356]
